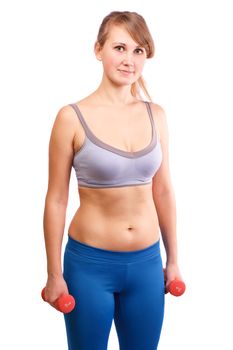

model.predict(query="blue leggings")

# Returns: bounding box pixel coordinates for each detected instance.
[63,235,165,350]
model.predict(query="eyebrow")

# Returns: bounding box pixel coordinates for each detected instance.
[112,42,144,48]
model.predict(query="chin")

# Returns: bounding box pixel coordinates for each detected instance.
[114,74,138,84]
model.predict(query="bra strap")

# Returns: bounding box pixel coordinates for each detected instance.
[69,103,90,134]
[144,101,158,142]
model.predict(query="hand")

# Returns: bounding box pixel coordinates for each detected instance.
[164,263,184,291]
[44,275,69,311]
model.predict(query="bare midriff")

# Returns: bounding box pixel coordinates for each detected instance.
[68,182,160,251]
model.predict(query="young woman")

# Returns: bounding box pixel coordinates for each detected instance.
[43,10,183,350]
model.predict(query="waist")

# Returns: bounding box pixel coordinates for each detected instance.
[68,199,159,248]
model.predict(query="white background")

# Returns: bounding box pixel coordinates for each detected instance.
[1,0,232,349]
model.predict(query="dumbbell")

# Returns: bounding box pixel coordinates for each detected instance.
[163,269,186,296]
[41,287,75,313]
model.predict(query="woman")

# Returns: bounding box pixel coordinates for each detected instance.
[43,10,183,350]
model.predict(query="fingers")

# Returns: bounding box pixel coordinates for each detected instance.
[49,301,59,311]
[43,289,60,311]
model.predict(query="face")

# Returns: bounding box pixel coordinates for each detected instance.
[95,25,147,86]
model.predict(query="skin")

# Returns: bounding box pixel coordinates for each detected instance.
[43,24,183,308]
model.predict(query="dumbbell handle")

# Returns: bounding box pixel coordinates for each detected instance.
[41,287,75,313]
[163,269,186,296]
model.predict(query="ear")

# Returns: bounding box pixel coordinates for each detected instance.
[94,41,102,61]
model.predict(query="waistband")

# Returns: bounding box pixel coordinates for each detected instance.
[65,234,161,263]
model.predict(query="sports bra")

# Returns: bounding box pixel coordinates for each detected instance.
[69,101,162,188]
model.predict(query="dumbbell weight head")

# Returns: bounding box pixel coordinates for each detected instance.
[163,268,186,296]
[167,280,186,296]
[55,293,75,313]
[41,287,46,301]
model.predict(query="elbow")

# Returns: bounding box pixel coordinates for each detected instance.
[45,191,69,207]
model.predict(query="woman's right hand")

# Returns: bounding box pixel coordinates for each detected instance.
[44,275,69,310]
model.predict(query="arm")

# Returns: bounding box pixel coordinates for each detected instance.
[43,105,76,305]
[151,104,183,284]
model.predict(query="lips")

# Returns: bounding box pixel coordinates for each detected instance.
[118,69,135,73]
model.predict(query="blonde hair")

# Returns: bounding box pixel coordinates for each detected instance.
[96,11,155,101]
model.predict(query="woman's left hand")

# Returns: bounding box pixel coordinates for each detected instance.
[164,263,183,290]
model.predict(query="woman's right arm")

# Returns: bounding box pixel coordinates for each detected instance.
[43,105,76,308]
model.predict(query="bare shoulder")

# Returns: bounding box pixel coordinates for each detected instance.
[49,104,79,159]
[54,104,78,127]
[51,103,82,143]
[149,102,167,124]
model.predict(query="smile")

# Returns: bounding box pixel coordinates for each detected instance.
[118,70,135,74]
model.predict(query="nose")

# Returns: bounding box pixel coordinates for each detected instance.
[122,52,134,67]
[122,60,134,67]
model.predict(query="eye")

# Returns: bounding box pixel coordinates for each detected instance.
[114,45,124,52]
[135,48,144,54]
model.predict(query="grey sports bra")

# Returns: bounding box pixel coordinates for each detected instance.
[69,101,162,188]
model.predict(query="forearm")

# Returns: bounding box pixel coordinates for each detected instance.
[153,189,178,265]
[43,198,67,277]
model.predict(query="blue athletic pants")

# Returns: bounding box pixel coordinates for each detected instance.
[63,235,165,350]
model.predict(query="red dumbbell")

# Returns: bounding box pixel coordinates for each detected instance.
[41,287,75,313]
[163,269,186,296]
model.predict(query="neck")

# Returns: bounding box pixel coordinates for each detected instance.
[93,74,139,106]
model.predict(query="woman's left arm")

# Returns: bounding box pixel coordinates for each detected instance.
[151,103,183,285]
